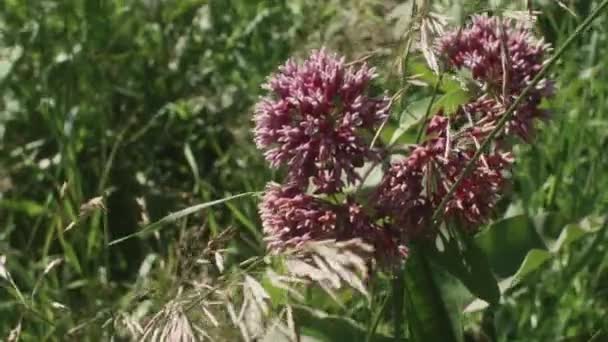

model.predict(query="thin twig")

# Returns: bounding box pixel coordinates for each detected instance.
[498,15,511,102]
[369,87,408,149]
[415,72,445,144]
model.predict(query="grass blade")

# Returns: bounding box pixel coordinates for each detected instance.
[108,192,260,246]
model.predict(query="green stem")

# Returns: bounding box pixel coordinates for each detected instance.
[392,3,418,339]
[366,293,390,342]
[393,267,405,341]
[415,72,444,144]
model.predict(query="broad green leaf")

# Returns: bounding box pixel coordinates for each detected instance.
[260,272,289,308]
[511,249,552,282]
[389,75,469,146]
[432,88,469,115]
[475,214,547,278]
[407,60,461,92]
[427,234,499,305]
[404,247,461,342]
[388,107,425,146]
[465,215,606,313]
[295,307,396,342]
[465,249,552,314]
[459,234,500,304]
[510,215,606,284]
[549,215,605,252]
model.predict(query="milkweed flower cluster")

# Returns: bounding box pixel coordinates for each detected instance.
[255,49,404,259]
[254,15,553,262]
[377,14,552,235]
[438,14,554,141]
[376,116,514,234]
[254,49,390,194]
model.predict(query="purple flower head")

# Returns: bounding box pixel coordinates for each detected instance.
[375,153,432,240]
[459,96,550,142]
[432,143,513,227]
[377,114,514,235]
[344,197,408,261]
[439,15,550,92]
[259,183,405,260]
[260,182,338,251]
[438,15,553,140]
[254,49,390,193]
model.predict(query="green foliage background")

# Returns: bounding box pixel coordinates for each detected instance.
[1,0,607,340]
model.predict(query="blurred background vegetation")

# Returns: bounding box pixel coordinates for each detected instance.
[1,0,607,340]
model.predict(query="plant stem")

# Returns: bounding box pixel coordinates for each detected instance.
[366,293,390,342]
[430,0,608,225]
[393,267,405,341]
[415,72,444,144]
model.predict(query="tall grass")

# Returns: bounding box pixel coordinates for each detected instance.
[0,0,319,337]
[1,0,607,340]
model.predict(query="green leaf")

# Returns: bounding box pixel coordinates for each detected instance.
[225,201,262,241]
[389,108,423,146]
[460,234,500,303]
[427,233,500,305]
[510,215,606,284]
[511,249,552,282]
[295,306,396,342]
[0,199,47,217]
[261,270,290,308]
[404,247,461,342]
[549,214,605,252]
[464,248,552,313]
[431,88,469,115]
[56,227,82,274]
[475,214,547,278]
[465,215,606,313]
[389,77,469,146]
[407,60,461,92]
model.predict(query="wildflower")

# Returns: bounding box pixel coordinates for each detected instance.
[259,183,405,259]
[253,49,390,193]
[374,146,432,239]
[430,143,513,227]
[377,114,513,234]
[438,14,553,140]
[260,183,337,251]
[344,198,408,260]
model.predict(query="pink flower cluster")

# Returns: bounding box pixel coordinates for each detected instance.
[376,115,514,236]
[376,15,552,236]
[259,183,338,251]
[254,49,389,194]
[438,14,554,141]
[260,183,404,259]
[255,49,404,259]
[254,15,553,261]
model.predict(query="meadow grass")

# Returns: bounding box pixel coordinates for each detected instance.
[1,0,607,340]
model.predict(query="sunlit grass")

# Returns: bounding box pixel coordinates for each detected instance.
[1,0,607,340]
